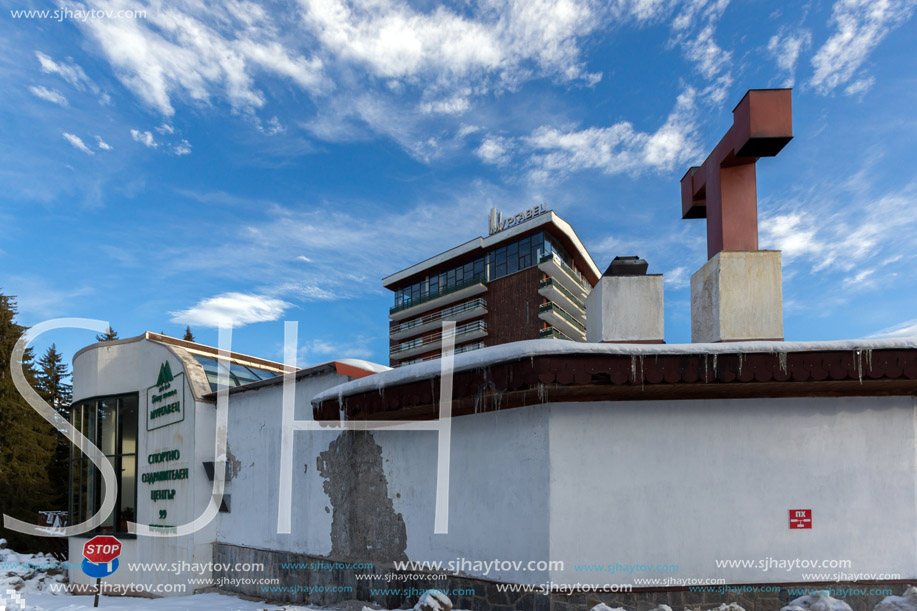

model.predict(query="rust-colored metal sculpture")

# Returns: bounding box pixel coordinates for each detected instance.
[681,89,793,260]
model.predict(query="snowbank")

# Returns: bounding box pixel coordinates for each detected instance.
[874,586,917,611]
[781,590,854,611]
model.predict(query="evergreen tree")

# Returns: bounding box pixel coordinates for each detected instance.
[183,326,195,342]
[36,344,72,511]
[0,293,57,552]
[36,344,71,412]
[95,326,118,342]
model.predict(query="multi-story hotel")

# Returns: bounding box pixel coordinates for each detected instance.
[383,206,601,367]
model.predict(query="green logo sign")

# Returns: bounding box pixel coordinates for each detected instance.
[147,362,184,431]
[156,361,174,387]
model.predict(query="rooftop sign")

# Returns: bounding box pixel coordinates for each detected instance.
[488,204,547,235]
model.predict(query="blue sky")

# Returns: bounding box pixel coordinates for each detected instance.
[1,0,916,369]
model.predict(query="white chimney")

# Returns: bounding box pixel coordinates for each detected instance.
[586,256,664,344]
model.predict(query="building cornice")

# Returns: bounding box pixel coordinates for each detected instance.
[313,339,917,421]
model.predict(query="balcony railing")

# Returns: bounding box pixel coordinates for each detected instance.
[539,253,590,291]
[538,302,586,333]
[391,320,488,356]
[539,278,586,312]
[390,275,486,315]
[539,326,574,341]
[396,341,486,367]
[391,298,487,335]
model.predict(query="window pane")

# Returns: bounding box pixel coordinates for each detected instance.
[98,400,118,456]
[120,455,136,530]
[119,396,138,455]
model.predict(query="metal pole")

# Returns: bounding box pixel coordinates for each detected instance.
[94,577,101,607]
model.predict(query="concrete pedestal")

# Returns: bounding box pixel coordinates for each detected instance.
[691,250,783,343]
[586,275,664,343]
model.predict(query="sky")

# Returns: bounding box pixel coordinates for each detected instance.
[1,0,916,370]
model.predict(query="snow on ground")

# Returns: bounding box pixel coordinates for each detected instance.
[781,590,854,611]
[14,591,289,611]
[874,586,917,611]
[1,538,67,595]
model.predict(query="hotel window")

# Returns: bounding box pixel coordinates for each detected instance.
[70,394,138,535]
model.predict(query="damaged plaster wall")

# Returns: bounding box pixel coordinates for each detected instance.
[216,370,353,556]
[317,432,408,563]
[373,404,552,584]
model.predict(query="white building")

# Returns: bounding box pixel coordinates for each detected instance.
[67,330,917,610]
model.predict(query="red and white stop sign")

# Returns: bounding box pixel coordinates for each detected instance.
[83,536,122,564]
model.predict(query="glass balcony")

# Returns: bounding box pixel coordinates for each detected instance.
[390,298,487,340]
[538,302,586,340]
[390,320,488,360]
[390,276,487,320]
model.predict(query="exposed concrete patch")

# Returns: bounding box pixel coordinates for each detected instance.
[225,442,242,479]
[317,432,408,563]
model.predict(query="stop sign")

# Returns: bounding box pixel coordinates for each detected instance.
[83,536,122,564]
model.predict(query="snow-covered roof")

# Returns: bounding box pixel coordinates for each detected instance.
[313,337,917,407]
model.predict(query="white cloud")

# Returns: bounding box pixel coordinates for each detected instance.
[170,292,292,327]
[173,139,192,155]
[95,136,113,151]
[511,87,700,181]
[77,0,325,116]
[35,51,91,89]
[665,266,691,289]
[63,133,94,155]
[476,136,512,165]
[810,0,916,94]
[767,29,812,86]
[420,95,471,116]
[155,123,175,135]
[130,129,157,148]
[683,24,731,80]
[844,76,874,95]
[29,85,69,106]
[257,116,286,135]
[301,0,600,85]
[299,337,374,361]
[760,181,917,276]
[868,318,917,339]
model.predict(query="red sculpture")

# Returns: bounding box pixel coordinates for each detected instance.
[681,89,793,260]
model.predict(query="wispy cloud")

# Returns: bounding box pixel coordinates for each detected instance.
[760,181,917,287]
[479,87,701,182]
[299,336,374,362]
[170,292,292,327]
[867,318,917,339]
[95,136,113,151]
[767,29,812,86]
[35,51,91,89]
[63,132,94,155]
[130,129,157,148]
[810,0,916,94]
[29,85,69,106]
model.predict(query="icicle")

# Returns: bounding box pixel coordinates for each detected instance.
[777,352,787,374]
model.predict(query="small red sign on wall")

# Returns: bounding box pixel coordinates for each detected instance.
[789,509,812,529]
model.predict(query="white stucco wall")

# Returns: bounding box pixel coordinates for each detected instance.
[548,395,917,586]
[215,370,352,555]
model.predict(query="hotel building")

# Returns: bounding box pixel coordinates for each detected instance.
[383,206,601,367]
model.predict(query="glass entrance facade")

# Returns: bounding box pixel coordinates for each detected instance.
[69,393,138,534]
